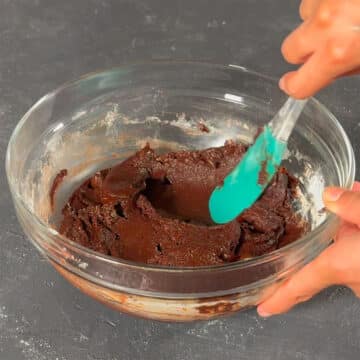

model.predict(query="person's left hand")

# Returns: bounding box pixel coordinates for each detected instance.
[257,181,360,317]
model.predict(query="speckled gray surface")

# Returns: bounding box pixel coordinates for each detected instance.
[1,0,360,359]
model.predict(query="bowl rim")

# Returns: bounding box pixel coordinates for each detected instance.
[6,60,356,274]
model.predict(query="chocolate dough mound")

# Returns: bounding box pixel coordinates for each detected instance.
[58,142,308,267]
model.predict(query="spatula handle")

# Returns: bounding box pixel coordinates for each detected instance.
[269,97,308,142]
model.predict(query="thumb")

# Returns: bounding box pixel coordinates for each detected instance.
[323,184,360,227]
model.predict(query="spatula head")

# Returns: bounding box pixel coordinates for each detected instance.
[209,126,286,224]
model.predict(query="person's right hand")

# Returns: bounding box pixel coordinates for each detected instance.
[279,0,360,99]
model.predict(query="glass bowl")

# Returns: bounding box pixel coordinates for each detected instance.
[6,62,355,321]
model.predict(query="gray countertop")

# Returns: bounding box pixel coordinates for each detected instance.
[1,1,360,359]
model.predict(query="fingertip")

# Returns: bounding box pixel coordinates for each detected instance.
[299,1,310,20]
[278,72,295,95]
[323,187,345,203]
[281,41,301,65]
[257,305,272,318]
[286,76,305,98]
[323,188,360,226]
[279,76,286,92]
[283,47,340,99]
[256,284,293,317]
[279,72,309,99]
[281,38,311,65]
[323,187,349,215]
[352,182,360,192]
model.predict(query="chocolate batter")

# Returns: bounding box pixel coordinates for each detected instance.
[58,142,308,267]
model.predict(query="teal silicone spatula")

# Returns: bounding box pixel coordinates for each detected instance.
[209,97,308,224]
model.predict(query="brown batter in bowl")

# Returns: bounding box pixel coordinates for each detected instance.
[58,142,308,267]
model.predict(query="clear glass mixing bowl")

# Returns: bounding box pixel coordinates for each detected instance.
[6,62,355,321]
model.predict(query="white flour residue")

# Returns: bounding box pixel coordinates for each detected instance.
[186,319,247,349]
[74,332,89,343]
[285,147,326,228]
[0,305,67,360]
[0,306,8,320]
[18,337,67,360]
[0,306,8,332]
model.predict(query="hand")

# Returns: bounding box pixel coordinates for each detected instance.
[280,0,360,99]
[257,181,360,317]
